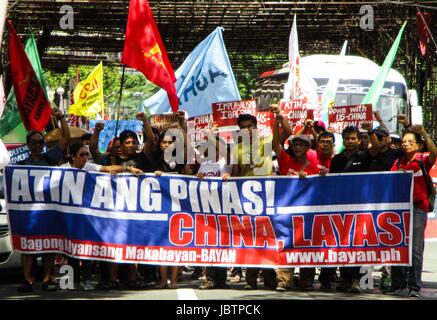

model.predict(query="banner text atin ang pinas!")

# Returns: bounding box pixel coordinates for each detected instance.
[4,166,413,267]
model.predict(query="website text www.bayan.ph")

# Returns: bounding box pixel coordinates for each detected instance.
[285,248,402,264]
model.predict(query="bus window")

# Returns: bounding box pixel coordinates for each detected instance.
[334,94,349,107]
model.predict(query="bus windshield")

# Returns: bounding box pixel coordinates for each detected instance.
[317,79,407,132]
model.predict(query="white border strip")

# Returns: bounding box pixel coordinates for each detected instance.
[277,202,410,214]
[176,288,198,300]
[7,203,168,221]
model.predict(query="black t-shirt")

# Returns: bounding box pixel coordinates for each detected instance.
[142,150,166,173]
[112,152,148,171]
[330,149,373,173]
[369,148,404,172]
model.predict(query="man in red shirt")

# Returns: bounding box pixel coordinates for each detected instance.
[273,113,319,291]
[387,125,437,297]
[307,131,335,175]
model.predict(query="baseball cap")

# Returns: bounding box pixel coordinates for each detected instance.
[374,126,390,137]
[390,133,401,142]
[291,135,311,146]
[313,120,326,131]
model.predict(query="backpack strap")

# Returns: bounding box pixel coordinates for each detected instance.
[417,154,435,207]
[418,154,429,176]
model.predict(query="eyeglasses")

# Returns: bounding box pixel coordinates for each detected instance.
[78,152,90,157]
[402,140,417,145]
[29,139,44,146]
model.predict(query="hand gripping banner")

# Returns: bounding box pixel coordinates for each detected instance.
[4,166,413,267]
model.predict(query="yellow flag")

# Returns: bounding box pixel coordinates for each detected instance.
[68,62,104,117]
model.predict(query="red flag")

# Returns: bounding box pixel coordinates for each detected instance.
[416,12,432,57]
[8,21,52,132]
[122,0,178,112]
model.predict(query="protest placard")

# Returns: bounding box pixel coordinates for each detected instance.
[212,100,256,127]
[149,114,178,133]
[256,111,274,137]
[187,114,214,146]
[328,104,373,133]
[280,100,314,134]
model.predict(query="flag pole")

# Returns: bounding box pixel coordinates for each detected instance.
[114,65,126,138]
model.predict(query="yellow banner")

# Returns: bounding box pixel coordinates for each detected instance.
[68,62,104,118]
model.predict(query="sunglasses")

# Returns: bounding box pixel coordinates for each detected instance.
[29,139,44,146]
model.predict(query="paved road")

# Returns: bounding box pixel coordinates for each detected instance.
[1,241,436,300]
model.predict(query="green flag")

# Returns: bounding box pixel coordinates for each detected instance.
[361,22,407,109]
[0,31,48,140]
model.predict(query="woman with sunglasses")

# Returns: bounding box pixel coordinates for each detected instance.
[386,125,437,297]
[61,142,143,175]
[17,109,70,293]
[59,142,143,291]
[18,131,62,292]
[152,119,194,289]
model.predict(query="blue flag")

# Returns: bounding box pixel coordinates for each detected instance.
[143,27,241,117]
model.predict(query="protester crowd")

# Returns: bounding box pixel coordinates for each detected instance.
[12,105,437,298]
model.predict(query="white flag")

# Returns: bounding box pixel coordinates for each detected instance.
[285,15,303,100]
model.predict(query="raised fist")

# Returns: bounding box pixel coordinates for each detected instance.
[410,124,426,135]
[94,122,105,132]
[373,111,382,122]
[361,121,373,132]
[305,119,314,128]
[397,114,409,127]
[136,112,146,121]
[270,104,279,114]
[175,111,186,120]
[52,108,63,120]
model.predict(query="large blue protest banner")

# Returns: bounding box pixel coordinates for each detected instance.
[4,166,413,267]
